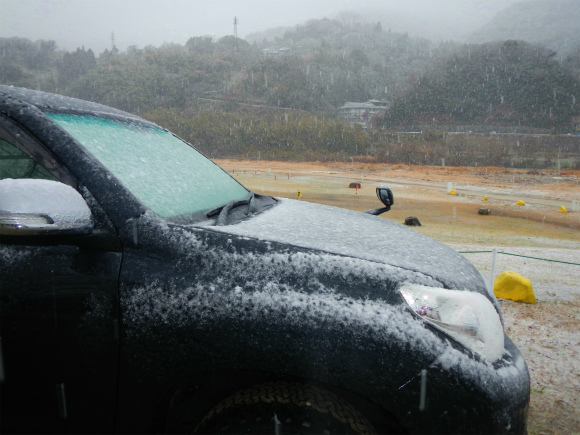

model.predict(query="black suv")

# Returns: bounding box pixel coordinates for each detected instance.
[0,85,529,434]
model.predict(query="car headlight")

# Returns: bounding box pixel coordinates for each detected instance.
[399,283,505,362]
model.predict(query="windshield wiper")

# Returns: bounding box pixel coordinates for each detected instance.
[206,192,256,225]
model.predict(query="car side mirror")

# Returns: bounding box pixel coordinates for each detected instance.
[0,179,93,236]
[376,186,394,208]
[363,185,394,216]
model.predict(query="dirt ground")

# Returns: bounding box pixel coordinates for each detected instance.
[215,159,580,435]
[216,159,580,243]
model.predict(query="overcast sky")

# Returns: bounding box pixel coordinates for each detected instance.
[1,0,524,53]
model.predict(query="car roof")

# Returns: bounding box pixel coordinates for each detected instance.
[0,85,144,122]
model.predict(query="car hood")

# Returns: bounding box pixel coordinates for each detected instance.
[209,198,491,297]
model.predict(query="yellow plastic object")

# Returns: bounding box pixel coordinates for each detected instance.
[516,200,525,206]
[482,196,488,201]
[559,206,567,213]
[449,189,456,195]
[297,190,302,198]
[494,270,536,304]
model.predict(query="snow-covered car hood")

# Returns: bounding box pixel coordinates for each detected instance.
[209,198,489,295]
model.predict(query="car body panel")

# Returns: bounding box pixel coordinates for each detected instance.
[0,237,121,433]
[113,212,529,434]
[208,198,493,295]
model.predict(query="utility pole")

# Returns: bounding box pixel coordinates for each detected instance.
[233,17,239,53]
[110,32,118,54]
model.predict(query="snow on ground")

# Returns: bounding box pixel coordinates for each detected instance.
[499,299,580,435]
[449,243,580,435]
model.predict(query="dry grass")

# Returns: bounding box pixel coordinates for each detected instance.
[561,169,580,177]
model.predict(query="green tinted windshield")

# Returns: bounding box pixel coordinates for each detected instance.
[48,114,248,218]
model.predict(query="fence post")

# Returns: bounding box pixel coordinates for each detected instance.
[490,248,497,292]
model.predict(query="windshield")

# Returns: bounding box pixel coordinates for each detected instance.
[47,113,248,218]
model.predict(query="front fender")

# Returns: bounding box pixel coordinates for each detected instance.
[115,216,528,434]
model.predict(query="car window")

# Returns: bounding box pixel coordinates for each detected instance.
[0,115,71,183]
[0,138,57,180]
[0,115,121,237]
[47,114,249,218]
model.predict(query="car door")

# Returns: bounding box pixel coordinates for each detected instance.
[0,115,122,433]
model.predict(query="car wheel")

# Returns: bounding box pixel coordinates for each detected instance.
[192,381,376,434]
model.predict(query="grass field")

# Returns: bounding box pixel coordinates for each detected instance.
[216,159,580,435]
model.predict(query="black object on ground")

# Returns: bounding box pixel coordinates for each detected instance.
[405,216,422,226]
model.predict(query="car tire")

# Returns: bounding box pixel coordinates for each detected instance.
[192,381,376,434]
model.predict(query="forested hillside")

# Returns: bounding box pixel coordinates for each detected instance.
[467,0,580,57]
[238,18,459,112]
[1,17,577,126]
[1,13,578,167]
[0,18,459,116]
[377,40,579,131]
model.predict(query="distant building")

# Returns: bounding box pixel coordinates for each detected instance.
[338,100,390,128]
[262,48,291,57]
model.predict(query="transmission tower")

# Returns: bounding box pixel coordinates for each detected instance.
[233,17,238,38]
